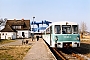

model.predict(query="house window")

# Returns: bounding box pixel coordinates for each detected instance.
[2,33,4,35]
[12,26,15,29]
[17,26,21,29]
[12,26,21,29]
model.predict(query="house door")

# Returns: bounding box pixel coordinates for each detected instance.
[5,36,6,39]
[22,32,25,37]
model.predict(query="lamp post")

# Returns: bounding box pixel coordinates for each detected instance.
[32,17,35,41]
[33,17,35,32]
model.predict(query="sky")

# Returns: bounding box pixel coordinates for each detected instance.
[0,0,90,31]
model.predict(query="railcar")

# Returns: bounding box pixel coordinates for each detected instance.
[42,21,80,48]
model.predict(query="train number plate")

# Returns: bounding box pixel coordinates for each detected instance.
[64,36,71,38]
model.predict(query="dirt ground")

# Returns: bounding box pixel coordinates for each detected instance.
[0,38,36,60]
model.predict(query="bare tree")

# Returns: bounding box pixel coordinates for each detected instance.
[0,18,7,25]
[0,18,3,25]
[80,21,87,34]
[0,18,7,30]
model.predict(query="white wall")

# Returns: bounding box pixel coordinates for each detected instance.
[1,32,16,39]
[17,30,30,38]
[0,30,31,39]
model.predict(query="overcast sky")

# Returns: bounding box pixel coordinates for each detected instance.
[0,0,90,31]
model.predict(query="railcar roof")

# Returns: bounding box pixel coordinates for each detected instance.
[49,21,78,26]
[43,21,78,33]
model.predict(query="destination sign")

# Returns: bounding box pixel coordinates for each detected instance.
[62,25,71,27]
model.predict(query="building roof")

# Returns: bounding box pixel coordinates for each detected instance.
[0,19,30,32]
[0,25,17,32]
[49,21,78,26]
[12,21,24,26]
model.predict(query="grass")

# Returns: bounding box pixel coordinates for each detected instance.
[83,35,90,39]
[0,45,31,60]
[0,39,16,45]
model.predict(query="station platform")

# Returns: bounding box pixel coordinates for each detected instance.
[23,38,56,60]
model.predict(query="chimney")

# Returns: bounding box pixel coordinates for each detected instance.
[14,19,16,20]
[22,18,24,21]
[14,19,17,22]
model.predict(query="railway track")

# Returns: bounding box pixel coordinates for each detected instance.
[52,48,66,60]
[52,48,90,60]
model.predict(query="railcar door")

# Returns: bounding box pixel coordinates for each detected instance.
[50,26,52,46]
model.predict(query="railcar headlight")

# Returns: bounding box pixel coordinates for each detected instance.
[76,36,79,40]
[55,36,58,41]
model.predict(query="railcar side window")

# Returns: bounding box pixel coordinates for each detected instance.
[54,25,61,34]
[72,25,78,34]
[46,28,50,34]
[62,25,72,34]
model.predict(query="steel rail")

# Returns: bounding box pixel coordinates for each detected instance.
[52,48,67,60]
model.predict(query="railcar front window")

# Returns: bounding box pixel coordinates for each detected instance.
[46,28,50,34]
[62,25,71,34]
[72,25,78,34]
[54,25,61,34]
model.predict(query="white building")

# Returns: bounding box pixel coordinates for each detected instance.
[0,19,31,39]
[0,25,17,39]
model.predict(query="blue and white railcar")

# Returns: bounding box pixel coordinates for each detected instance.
[42,21,80,48]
